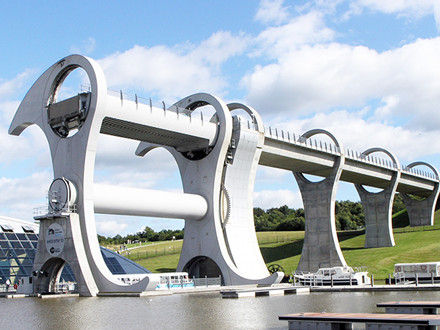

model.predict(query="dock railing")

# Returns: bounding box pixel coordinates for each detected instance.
[193,276,222,287]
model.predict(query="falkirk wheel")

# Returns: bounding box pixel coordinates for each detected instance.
[9,55,283,296]
[9,54,440,296]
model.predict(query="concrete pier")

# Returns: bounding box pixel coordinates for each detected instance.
[294,129,347,273]
[402,162,440,227]
[355,148,400,248]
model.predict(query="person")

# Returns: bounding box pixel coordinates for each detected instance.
[5,278,10,292]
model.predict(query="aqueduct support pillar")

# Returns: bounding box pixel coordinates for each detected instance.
[355,148,400,248]
[294,129,347,273]
[401,162,440,227]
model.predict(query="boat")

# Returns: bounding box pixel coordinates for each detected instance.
[113,272,196,290]
[392,262,440,284]
[293,266,370,286]
[150,272,195,290]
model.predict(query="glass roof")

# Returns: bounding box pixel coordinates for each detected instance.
[0,218,150,284]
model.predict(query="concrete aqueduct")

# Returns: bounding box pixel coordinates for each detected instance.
[8,55,439,296]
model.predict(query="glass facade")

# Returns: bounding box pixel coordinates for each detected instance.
[0,231,37,284]
[0,217,150,284]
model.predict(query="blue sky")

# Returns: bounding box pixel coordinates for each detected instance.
[1,0,440,236]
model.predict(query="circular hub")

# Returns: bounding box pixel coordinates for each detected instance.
[48,178,77,212]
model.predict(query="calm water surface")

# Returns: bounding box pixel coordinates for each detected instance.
[1,291,439,329]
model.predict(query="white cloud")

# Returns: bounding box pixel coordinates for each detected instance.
[94,134,182,190]
[0,71,50,166]
[0,103,49,166]
[253,11,334,57]
[349,0,436,17]
[0,70,33,99]
[254,189,303,209]
[0,171,51,220]
[374,95,400,119]
[190,31,249,66]
[255,0,290,25]
[99,31,248,100]
[344,0,440,29]
[275,109,440,162]
[256,166,291,184]
[244,37,440,130]
[96,219,128,237]
[100,45,221,99]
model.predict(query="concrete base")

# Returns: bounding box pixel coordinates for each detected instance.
[33,213,98,297]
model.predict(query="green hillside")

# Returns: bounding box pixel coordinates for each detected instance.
[132,210,440,280]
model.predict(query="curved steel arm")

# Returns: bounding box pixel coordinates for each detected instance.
[227,103,264,133]
[360,147,400,170]
[299,128,343,153]
[404,161,439,180]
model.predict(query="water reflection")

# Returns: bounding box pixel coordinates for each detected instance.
[0,291,439,329]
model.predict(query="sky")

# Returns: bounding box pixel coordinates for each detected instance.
[1,0,440,236]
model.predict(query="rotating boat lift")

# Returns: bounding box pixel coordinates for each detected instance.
[9,55,440,296]
[9,55,282,296]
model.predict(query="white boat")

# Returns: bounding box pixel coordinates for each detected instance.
[294,266,370,286]
[151,272,195,290]
[113,272,195,290]
[393,262,440,284]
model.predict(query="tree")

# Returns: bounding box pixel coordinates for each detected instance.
[143,226,156,241]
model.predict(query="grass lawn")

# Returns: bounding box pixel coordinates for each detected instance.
[259,209,440,279]
[121,240,183,259]
[136,254,180,273]
[120,232,301,260]
[342,228,440,279]
[120,210,440,279]
[256,231,305,244]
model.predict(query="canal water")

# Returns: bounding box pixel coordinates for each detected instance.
[1,290,439,329]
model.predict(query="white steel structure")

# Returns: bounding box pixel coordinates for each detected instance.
[9,55,439,296]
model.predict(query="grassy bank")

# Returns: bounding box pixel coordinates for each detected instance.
[128,231,304,272]
[126,210,440,279]
[260,210,440,279]
[119,231,301,261]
